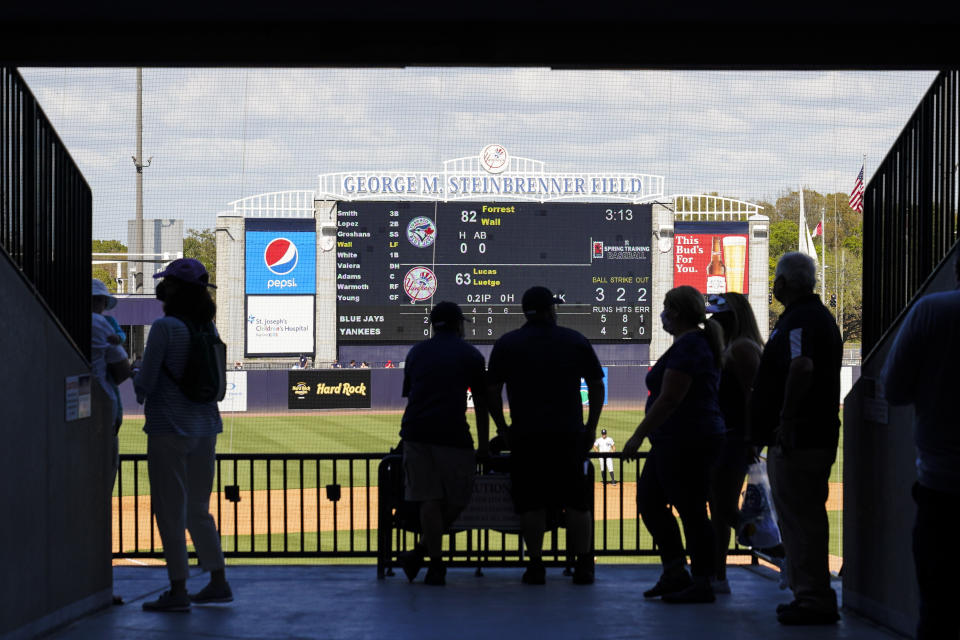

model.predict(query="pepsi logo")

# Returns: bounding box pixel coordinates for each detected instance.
[264,238,299,275]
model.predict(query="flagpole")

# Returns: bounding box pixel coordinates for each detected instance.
[820,207,826,300]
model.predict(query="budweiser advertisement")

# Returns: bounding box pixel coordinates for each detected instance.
[674,222,749,295]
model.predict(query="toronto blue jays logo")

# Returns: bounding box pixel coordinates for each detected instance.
[406,216,436,248]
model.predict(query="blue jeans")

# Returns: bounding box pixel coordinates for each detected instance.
[637,437,722,577]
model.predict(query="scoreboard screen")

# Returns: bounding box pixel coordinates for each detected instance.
[335,201,652,343]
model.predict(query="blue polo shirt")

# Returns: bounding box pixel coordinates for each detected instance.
[645,330,725,444]
[400,330,487,449]
[487,319,604,435]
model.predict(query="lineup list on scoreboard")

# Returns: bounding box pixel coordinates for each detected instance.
[335,201,653,343]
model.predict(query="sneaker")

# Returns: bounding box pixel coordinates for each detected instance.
[572,556,595,585]
[643,569,692,598]
[710,577,731,594]
[190,581,233,604]
[777,605,840,625]
[399,546,426,583]
[662,579,716,604]
[610,482,618,486]
[424,563,446,586]
[776,601,799,615]
[142,590,191,612]
[521,562,546,585]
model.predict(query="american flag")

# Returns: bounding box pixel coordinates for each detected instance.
[849,165,864,213]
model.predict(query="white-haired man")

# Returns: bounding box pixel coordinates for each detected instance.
[750,252,842,625]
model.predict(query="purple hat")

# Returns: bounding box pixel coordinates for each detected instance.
[153,258,216,288]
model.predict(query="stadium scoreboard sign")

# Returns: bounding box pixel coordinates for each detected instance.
[245,219,316,357]
[335,201,653,343]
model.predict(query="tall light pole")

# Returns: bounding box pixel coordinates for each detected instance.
[131,67,151,294]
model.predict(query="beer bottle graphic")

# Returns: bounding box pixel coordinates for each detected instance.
[706,236,726,294]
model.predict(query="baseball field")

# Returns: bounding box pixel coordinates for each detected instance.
[112,409,843,566]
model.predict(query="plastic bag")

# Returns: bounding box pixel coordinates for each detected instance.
[736,459,781,549]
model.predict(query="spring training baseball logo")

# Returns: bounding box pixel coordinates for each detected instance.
[264,237,299,289]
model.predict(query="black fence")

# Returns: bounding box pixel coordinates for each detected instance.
[0,67,92,359]
[114,452,756,568]
[863,70,959,359]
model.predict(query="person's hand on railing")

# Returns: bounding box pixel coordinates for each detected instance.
[621,429,646,460]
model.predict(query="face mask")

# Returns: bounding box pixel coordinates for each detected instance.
[156,280,168,301]
[660,310,674,334]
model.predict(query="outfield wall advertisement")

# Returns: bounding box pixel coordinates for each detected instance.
[673,221,749,295]
[244,218,317,356]
[288,370,372,409]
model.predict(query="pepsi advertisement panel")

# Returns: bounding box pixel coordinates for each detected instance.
[246,224,316,295]
[335,201,652,343]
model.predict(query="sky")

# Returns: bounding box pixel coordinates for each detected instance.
[19,68,938,242]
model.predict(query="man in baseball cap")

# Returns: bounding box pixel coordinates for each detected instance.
[429,300,471,330]
[487,285,605,585]
[521,285,563,317]
[398,300,488,586]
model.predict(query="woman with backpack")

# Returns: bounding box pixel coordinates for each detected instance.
[134,258,231,612]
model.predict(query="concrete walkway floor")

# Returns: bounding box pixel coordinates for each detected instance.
[50,565,903,639]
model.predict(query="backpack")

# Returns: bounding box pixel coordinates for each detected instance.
[164,317,227,403]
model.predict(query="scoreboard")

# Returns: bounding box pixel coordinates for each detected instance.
[335,201,652,343]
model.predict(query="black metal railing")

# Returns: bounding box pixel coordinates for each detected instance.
[114,452,756,568]
[863,70,959,359]
[0,67,92,359]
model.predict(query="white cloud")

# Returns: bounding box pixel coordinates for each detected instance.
[18,66,937,240]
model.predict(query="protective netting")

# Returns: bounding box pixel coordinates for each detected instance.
[20,67,936,564]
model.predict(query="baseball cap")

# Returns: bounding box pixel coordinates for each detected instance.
[91,278,118,310]
[705,294,729,314]
[601,429,607,435]
[522,286,563,316]
[429,301,471,328]
[153,258,216,288]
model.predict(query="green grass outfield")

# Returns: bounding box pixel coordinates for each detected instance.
[118,409,843,484]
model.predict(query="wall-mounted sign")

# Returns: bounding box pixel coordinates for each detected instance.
[673,222,750,295]
[245,228,317,295]
[218,371,247,412]
[317,147,664,203]
[288,370,372,409]
[246,295,315,356]
[65,374,92,422]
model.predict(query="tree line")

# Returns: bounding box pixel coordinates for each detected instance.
[755,189,862,344]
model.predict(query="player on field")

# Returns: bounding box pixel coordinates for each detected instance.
[593,429,617,486]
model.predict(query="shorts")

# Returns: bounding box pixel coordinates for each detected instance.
[402,441,475,508]
[510,431,591,513]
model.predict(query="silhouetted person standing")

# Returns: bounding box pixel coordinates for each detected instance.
[398,301,488,586]
[135,259,231,612]
[487,286,604,585]
[622,285,725,604]
[881,257,960,640]
[750,252,841,625]
[705,292,763,594]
